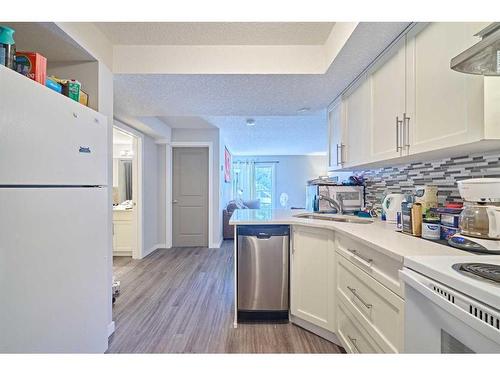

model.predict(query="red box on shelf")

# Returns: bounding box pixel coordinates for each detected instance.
[15,52,47,85]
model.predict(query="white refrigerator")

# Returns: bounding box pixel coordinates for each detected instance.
[0,65,109,353]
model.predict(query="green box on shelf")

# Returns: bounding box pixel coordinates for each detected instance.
[62,80,81,102]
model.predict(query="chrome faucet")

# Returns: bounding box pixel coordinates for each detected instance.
[318,194,344,214]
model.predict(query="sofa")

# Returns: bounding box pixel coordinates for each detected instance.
[223,199,261,239]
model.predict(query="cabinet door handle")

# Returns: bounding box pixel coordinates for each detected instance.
[347,335,361,353]
[347,286,373,309]
[404,113,411,152]
[346,248,373,268]
[396,116,403,152]
[336,143,345,166]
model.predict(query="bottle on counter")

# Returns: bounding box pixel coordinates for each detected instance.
[0,26,16,69]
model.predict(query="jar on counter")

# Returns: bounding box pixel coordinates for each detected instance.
[422,218,441,240]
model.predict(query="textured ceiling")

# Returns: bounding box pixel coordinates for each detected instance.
[112,22,411,155]
[95,22,334,45]
[211,114,327,155]
[159,116,217,129]
[114,23,410,117]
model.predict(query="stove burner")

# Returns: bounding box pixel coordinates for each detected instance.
[452,263,500,284]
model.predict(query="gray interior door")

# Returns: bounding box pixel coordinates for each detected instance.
[172,147,209,247]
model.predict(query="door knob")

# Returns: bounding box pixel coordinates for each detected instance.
[172,200,179,204]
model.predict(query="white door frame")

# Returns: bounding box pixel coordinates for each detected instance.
[166,142,214,248]
[112,122,144,259]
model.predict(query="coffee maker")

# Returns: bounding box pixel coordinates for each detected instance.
[448,178,500,253]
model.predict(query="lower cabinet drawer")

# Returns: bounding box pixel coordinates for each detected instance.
[336,234,403,297]
[337,254,404,353]
[337,299,383,354]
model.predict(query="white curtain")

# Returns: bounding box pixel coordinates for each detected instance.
[232,160,256,201]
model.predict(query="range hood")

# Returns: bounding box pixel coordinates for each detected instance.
[451,22,500,76]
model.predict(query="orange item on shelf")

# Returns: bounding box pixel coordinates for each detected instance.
[15,51,47,85]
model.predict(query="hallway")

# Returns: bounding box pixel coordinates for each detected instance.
[108,241,343,353]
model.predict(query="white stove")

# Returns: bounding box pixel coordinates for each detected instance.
[400,255,500,353]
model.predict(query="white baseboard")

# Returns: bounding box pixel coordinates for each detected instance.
[210,237,224,249]
[289,315,342,347]
[142,243,165,258]
[113,250,132,257]
[107,321,115,337]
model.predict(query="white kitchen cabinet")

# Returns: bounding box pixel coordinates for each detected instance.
[343,76,372,167]
[337,299,383,353]
[290,225,336,332]
[337,254,404,352]
[113,209,133,256]
[335,234,404,353]
[406,22,490,154]
[328,22,500,171]
[370,37,408,160]
[327,98,345,169]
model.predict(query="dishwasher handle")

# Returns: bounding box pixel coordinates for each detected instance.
[237,225,290,237]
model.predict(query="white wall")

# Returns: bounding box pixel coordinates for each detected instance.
[98,61,115,340]
[142,134,161,255]
[232,155,328,209]
[112,143,133,158]
[47,61,99,111]
[157,144,167,247]
[171,128,222,247]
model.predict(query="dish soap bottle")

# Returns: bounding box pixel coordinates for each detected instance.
[0,26,16,69]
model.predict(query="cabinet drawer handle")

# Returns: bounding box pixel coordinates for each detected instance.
[347,248,373,268]
[347,286,373,309]
[347,335,361,353]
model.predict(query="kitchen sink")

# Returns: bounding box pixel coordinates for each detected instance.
[293,213,373,224]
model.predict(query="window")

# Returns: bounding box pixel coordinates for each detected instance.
[232,161,276,209]
[254,163,275,209]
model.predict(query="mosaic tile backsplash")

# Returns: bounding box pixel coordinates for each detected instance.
[361,150,500,208]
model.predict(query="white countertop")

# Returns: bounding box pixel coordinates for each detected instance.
[230,209,470,262]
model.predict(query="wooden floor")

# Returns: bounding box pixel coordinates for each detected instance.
[107,241,344,354]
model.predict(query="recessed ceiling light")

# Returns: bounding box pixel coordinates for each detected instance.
[246,118,256,127]
[297,107,310,113]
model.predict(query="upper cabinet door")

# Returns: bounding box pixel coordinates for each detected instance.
[328,99,345,170]
[406,22,489,154]
[370,37,407,161]
[343,76,372,167]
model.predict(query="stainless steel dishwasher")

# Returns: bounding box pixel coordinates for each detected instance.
[237,225,289,321]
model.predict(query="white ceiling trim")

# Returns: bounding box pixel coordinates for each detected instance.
[324,22,358,68]
[113,45,327,74]
[111,22,358,74]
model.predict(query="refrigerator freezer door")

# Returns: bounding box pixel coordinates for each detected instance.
[0,66,108,186]
[0,187,109,353]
